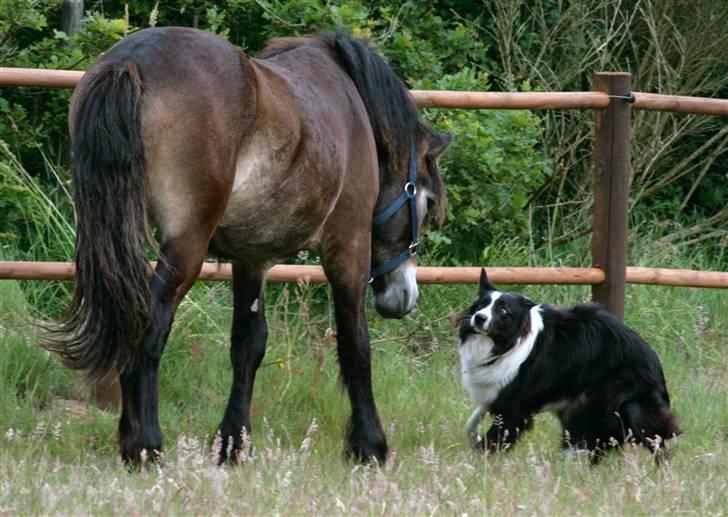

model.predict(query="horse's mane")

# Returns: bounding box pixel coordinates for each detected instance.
[323,32,425,161]
[260,32,423,155]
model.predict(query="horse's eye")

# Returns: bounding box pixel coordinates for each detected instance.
[426,197,435,210]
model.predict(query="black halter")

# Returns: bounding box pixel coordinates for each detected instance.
[370,137,420,281]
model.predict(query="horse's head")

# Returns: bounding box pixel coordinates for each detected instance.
[370,130,452,318]
[320,32,452,318]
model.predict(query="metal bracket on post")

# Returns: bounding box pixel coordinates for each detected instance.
[591,72,632,320]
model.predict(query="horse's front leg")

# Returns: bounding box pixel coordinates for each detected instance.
[326,269,388,464]
[216,264,267,464]
[118,242,204,466]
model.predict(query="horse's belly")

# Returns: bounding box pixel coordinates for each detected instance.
[211,143,342,262]
[212,201,324,261]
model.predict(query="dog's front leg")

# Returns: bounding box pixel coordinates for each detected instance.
[484,413,533,452]
[465,405,487,448]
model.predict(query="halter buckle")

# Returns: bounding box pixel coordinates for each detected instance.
[404,182,416,197]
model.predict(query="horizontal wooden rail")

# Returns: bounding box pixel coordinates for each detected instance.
[625,267,728,288]
[0,67,82,89]
[632,92,728,117]
[1,261,726,288]
[0,261,602,285]
[411,90,610,110]
[2,67,726,115]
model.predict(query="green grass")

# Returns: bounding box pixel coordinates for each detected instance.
[1,240,726,515]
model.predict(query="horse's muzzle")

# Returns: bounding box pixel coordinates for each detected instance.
[372,264,418,318]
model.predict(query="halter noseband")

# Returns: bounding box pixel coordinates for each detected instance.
[370,137,420,281]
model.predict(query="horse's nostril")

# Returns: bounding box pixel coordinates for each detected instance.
[402,290,410,310]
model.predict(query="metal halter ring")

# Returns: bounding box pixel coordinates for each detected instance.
[404,182,417,197]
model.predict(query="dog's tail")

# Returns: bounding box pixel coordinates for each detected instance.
[620,394,681,452]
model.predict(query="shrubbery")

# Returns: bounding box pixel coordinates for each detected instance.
[1,0,725,266]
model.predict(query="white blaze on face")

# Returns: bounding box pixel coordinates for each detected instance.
[470,291,502,332]
[416,186,431,222]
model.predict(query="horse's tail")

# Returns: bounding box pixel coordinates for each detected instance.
[45,60,153,381]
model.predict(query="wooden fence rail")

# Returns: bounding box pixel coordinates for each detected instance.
[3,67,728,115]
[2,261,727,288]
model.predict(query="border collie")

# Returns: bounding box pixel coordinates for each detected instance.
[459,268,680,462]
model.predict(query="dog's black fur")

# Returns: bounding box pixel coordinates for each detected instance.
[459,269,681,462]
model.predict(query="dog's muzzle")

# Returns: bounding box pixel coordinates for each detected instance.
[470,312,489,333]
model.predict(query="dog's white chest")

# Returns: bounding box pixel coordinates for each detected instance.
[460,335,520,407]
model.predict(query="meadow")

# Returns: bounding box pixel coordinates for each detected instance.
[1,239,726,515]
[2,2,727,513]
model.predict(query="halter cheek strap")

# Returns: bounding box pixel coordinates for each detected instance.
[370,137,420,281]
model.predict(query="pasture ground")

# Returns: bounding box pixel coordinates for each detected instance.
[1,241,726,515]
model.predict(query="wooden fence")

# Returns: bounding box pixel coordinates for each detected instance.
[2,67,727,321]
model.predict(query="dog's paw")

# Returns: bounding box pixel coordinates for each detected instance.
[472,436,487,452]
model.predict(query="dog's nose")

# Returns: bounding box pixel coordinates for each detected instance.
[473,313,487,328]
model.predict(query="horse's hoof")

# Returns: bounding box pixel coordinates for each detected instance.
[346,436,388,465]
[213,426,253,466]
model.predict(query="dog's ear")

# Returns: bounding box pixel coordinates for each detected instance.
[479,267,495,296]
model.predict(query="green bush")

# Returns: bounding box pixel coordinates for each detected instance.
[2,0,725,268]
[0,0,550,267]
[417,70,551,264]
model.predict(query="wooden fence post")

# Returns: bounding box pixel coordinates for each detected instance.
[591,72,632,319]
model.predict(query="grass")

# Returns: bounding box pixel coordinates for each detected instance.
[1,241,727,515]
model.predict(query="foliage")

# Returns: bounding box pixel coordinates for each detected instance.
[1,0,726,265]
[417,69,551,264]
[0,2,132,160]
[0,0,548,266]
[483,0,728,251]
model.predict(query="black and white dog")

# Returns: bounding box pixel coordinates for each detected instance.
[459,268,680,461]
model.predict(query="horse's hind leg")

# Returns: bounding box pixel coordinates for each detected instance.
[118,236,211,466]
[216,265,267,464]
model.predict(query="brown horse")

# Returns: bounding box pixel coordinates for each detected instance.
[45,27,451,465]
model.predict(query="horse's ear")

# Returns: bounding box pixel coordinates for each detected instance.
[426,132,453,158]
[479,267,495,295]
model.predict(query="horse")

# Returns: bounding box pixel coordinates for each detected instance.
[45,27,452,466]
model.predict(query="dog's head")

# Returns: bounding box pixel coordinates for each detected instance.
[459,268,537,355]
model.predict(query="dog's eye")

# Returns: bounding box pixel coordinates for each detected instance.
[499,307,507,315]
